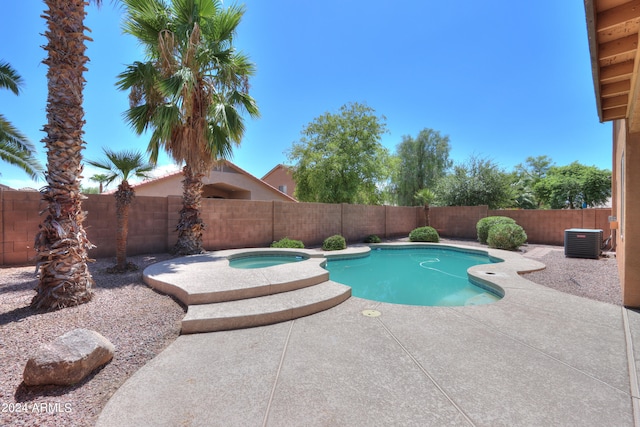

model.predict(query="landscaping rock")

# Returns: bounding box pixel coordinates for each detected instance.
[23,328,115,386]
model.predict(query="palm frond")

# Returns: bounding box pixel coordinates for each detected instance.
[0,60,24,95]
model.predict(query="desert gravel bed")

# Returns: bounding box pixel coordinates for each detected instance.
[441,238,622,306]
[0,242,622,426]
[0,254,185,427]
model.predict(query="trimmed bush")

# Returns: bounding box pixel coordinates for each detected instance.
[364,234,381,244]
[409,226,440,243]
[476,216,516,244]
[322,235,347,251]
[271,237,304,249]
[487,223,527,250]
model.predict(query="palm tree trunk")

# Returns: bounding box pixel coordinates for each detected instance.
[174,164,205,255]
[32,0,94,309]
[115,181,135,270]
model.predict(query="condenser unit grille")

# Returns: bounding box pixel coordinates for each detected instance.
[564,229,602,259]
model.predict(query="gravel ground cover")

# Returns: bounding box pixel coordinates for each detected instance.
[0,242,622,426]
[440,238,622,306]
[0,254,185,427]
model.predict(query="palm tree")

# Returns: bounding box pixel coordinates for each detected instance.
[87,149,154,271]
[118,0,259,255]
[0,61,43,180]
[90,173,110,193]
[32,0,104,309]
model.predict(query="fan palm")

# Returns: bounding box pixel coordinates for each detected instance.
[0,61,43,180]
[87,149,154,271]
[32,0,104,309]
[90,173,110,193]
[118,0,259,255]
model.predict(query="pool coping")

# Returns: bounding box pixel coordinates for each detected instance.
[143,243,546,308]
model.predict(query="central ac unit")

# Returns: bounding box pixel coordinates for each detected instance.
[564,229,602,259]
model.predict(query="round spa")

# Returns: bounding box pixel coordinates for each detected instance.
[228,254,308,269]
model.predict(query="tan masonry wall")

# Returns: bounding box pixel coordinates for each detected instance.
[1,191,423,266]
[429,205,612,246]
[1,189,613,267]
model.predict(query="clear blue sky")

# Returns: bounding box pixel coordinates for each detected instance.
[1,0,611,191]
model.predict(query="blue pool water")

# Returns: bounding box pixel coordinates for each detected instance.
[325,247,501,306]
[229,255,306,269]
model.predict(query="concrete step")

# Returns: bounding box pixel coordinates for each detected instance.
[181,281,351,334]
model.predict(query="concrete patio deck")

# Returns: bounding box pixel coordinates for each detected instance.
[96,245,640,426]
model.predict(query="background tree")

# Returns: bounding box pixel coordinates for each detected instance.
[87,149,153,271]
[287,102,391,204]
[392,128,452,206]
[510,155,554,209]
[33,0,105,309]
[0,61,43,180]
[90,173,110,193]
[433,155,513,209]
[534,162,611,209]
[119,0,259,255]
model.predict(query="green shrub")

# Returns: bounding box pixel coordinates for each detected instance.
[322,235,347,251]
[364,234,381,243]
[487,223,527,250]
[476,216,516,244]
[271,237,304,249]
[409,226,440,243]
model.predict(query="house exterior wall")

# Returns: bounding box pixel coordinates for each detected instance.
[262,166,296,198]
[134,167,293,201]
[616,120,640,307]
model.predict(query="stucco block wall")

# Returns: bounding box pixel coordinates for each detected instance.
[0,190,40,265]
[273,201,342,246]
[430,206,488,239]
[429,205,612,246]
[342,204,386,241]
[202,199,274,249]
[386,206,425,237]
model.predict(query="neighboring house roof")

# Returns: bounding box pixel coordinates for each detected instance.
[0,183,15,191]
[131,160,297,202]
[261,164,297,199]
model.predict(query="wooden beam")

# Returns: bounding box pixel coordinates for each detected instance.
[603,106,627,120]
[597,0,632,14]
[599,34,638,60]
[602,79,632,96]
[601,60,635,82]
[597,0,640,31]
[603,94,629,108]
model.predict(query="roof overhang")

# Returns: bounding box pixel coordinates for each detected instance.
[586,0,640,130]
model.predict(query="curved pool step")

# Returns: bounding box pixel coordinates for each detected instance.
[143,256,330,305]
[181,281,351,334]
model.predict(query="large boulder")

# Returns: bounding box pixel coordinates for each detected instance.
[23,328,115,386]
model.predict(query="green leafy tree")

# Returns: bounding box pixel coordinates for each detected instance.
[434,155,513,209]
[510,155,554,209]
[118,0,259,255]
[0,61,43,180]
[33,0,107,310]
[392,128,452,206]
[87,149,153,271]
[534,162,611,209]
[287,102,391,204]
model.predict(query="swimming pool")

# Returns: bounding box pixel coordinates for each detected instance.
[325,247,502,306]
[229,254,307,269]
